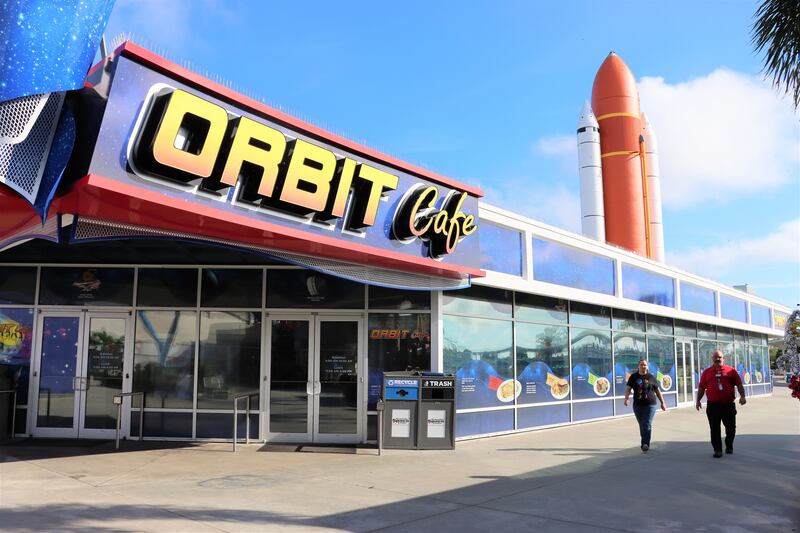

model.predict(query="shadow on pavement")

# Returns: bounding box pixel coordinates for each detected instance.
[1,434,798,532]
[0,438,210,463]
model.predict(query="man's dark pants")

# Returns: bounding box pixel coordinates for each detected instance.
[706,402,736,452]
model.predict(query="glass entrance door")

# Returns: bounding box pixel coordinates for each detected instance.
[675,340,695,406]
[33,311,131,438]
[266,314,363,443]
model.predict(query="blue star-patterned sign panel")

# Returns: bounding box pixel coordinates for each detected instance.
[0,0,116,103]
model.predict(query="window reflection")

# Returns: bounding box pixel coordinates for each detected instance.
[516,323,569,404]
[533,238,615,295]
[613,333,646,396]
[622,264,675,307]
[647,335,675,392]
[680,282,716,316]
[197,312,261,409]
[570,328,612,400]
[720,293,747,323]
[750,304,770,327]
[133,311,197,408]
[480,222,523,276]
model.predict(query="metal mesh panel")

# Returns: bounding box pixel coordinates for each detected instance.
[0,92,64,202]
[72,217,470,290]
[0,93,49,142]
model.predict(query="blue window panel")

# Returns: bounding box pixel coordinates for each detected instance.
[455,409,514,438]
[572,399,613,421]
[750,304,771,327]
[720,293,747,322]
[532,238,615,295]
[680,282,717,316]
[517,403,570,429]
[621,264,675,307]
[479,222,523,276]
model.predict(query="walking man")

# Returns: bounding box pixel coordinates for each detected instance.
[696,350,746,458]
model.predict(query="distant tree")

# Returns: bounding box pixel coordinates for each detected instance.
[752,0,800,108]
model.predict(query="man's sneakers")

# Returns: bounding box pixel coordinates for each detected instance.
[641,444,649,453]
[713,451,723,458]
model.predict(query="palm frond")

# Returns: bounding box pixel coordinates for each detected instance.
[752,0,800,108]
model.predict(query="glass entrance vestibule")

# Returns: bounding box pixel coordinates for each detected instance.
[1,263,432,442]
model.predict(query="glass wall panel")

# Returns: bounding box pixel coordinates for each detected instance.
[515,293,567,324]
[613,333,646,396]
[455,409,514,438]
[696,340,717,387]
[570,328,612,400]
[697,323,716,339]
[674,320,696,338]
[532,238,615,295]
[717,327,733,342]
[750,345,764,385]
[680,282,716,316]
[480,222,523,276]
[621,264,675,307]
[442,286,512,318]
[516,323,569,404]
[201,269,262,308]
[647,335,676,393]
[570,302,611,329]
[197,312,261,409]
[0,267,36,304]
[612,309,645,333]
[40,267,134,306]
[133,311,197,408]
[720,293,747,323]
[443,316,513,409]
[367,313,431,409]
[368,286,430,310]
[137,268,198,307]
[646,315,673,336]
[750,304,771,328]
[734,341,749,384]
[0,308,33,405]
[36,316,80,427]
[266,269,364,308]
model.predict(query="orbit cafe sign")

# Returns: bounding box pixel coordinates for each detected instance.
[128,86,477,258]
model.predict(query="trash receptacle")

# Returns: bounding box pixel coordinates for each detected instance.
[417,374,455,450]
[381,372,420,449]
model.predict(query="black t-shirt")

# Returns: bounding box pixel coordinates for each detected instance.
[626,372,659,405]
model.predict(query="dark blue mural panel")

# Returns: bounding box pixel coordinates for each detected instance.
[479,222,523,276]
[572,399,613,421]
[621,264,675,307]
[517,403,570,429]
[532,238,615,295]
[455,409,514,438]
[680,283,716,316]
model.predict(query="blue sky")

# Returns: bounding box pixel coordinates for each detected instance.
[104,0,800,309]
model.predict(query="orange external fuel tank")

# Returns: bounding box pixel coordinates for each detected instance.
[591,52,648,256]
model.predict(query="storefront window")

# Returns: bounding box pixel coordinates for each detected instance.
[516,323,569,404]
[515,293,567,324]
[368,286,430,310]
[266,269,364,308]
[532,238,615,296]
[613,333,646,396]
[133,310,197,408]
[734,341,750,384]
[570,328,612,400]
[201,269,262,308]
[137,268,198,307]
[39,267,134,306]
[696,340,717,384]
[622,264,675,307]
[674,320,696,338]
[367,313,431,409]
[646,315,673,336]
[647,335,675,393]
[442,285,512,318]
[443,315,513,409]
[612,309,645,333]
[479,222,523,276]
[197,312,261,409]
[717,327,733,342]
[697,323,716,340]
[570,302,611,329]
[720,293,747,323]
[680,282,716,316]
[0,307,34,405]
[0,267,36,305]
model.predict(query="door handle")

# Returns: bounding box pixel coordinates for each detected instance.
[314,382,321,395]
[306,382,313,395]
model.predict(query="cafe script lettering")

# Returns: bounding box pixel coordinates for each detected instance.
[129,87,477,258]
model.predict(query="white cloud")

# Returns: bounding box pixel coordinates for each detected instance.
[482,181,581,233]
[536,135,576,158]
[667,218,800,278]
[638,69,800,208]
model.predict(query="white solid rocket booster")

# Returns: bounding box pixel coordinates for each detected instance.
[577,101,605,241]
[640,112,664,262]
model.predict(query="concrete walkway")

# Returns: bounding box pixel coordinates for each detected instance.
[1,391,798,532]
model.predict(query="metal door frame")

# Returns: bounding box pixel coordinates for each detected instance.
[675,339,695,407]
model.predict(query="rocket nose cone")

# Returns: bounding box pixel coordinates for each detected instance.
[577,100,599,129]
[591,53,640,116]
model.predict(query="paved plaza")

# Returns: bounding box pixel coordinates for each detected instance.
[1,387,798,532]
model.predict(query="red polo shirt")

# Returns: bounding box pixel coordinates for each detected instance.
[699,365,742,403]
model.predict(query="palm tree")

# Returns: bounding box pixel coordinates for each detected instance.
[752,0,800,108]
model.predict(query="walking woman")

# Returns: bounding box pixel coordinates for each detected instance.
[624,358,667,452]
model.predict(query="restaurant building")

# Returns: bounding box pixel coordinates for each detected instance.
[0,43,788,444]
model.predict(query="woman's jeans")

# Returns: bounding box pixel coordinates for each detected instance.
[632,403,658,446]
